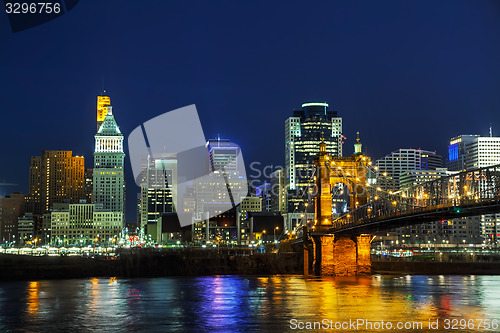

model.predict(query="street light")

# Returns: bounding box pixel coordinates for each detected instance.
[274,226,279,243]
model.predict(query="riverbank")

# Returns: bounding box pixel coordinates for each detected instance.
[1,251,500,281]
[0,250,302,281]
[371,260,500,275]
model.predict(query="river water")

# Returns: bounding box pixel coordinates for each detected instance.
[0,275,499,332]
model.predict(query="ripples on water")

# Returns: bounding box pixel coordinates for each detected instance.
[0,275,499,332]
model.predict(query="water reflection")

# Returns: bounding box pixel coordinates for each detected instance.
[0,275,498,332]
[26,281,39,315]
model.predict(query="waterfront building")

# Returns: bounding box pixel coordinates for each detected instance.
[0,192,24,244]
[50,202,122,246]
[17,212,35,245]
[285,102,342,213]
[448,133,500,245]
[25,150,85,215]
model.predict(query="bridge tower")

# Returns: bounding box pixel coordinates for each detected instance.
[305,133,372,276]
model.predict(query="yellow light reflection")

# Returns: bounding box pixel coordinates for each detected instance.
[27,281,40,315]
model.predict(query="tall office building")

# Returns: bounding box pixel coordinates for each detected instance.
[376,149,443,192]
[285,102,342,212]
[448,133,500,245]
[84,168,93,203]
[138,154,177,232]
[188,138,248,244]
[270,168,286,214]
[25,151,85,214]
[464,137,500,170]
[447,135,479,171]
[93,105,125,217]
[0,192,24,243]
[375,148,443,247]
[206,138,239,175]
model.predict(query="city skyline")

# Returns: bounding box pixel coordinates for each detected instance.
[2,1,500,223]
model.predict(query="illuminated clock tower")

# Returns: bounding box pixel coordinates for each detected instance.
[97,94,111,130]
[93,100,125,219]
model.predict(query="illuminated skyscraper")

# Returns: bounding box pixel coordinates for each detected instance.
[138,154,178,232]
[25,150,85,214]
[376,149,443,192]
[93,105,125,219]
[97,94,111,130]
[447,133,500,245]
[447,135,479,171]
[206,138,238,175]
[285,102,342,212]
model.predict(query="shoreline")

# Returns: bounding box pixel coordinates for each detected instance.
[1,253,499,281]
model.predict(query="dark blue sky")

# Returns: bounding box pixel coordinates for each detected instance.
[1,1,500,221]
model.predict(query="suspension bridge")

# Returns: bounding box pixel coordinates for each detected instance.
[292,138,500,276]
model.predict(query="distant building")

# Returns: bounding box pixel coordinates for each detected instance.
[255,183,271,212]
[50,203,122,246]
[376,148,443,192]
[447,135,479,171]
[18,212,35,245]
[138,154,177,234]
[270,168,287,214]
[285,102,342,213]
[25,150,85,215]
[207,138,239,175]
[464,136,500,170]
[93,105,125,219]
[399,168,449,189]
[0,192,24,243]
[448,133,500,245]
[240,196,262,216]
[84,168,93,203]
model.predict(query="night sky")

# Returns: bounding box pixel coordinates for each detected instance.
[1,1,500,222]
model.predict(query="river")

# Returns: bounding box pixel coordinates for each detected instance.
[0,275,499,332]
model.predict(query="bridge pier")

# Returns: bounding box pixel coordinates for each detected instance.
[304,229,371,276]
